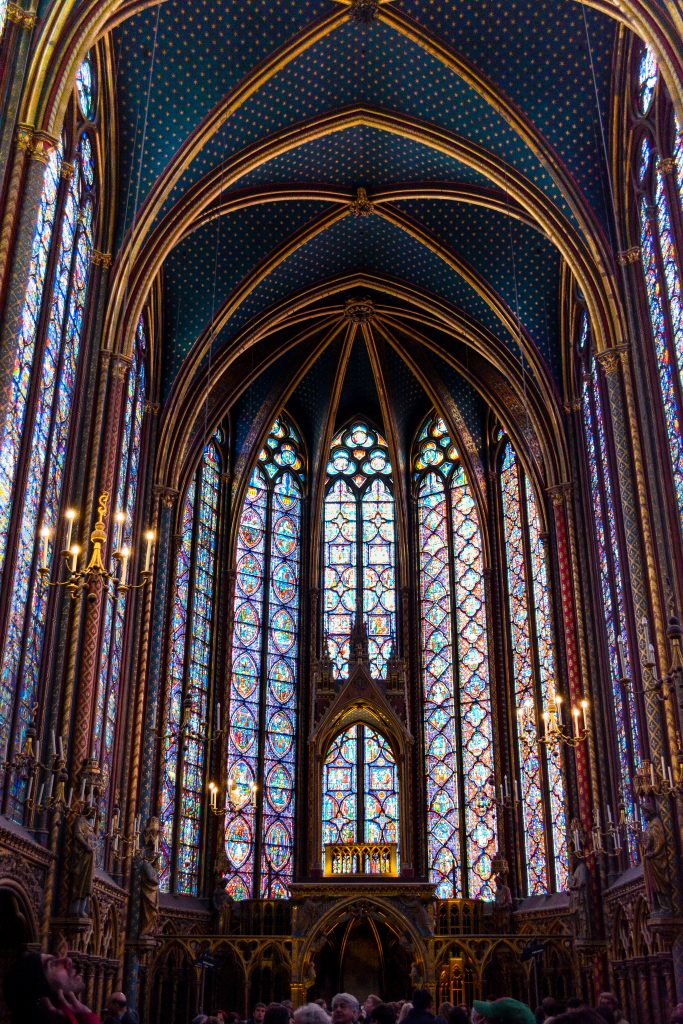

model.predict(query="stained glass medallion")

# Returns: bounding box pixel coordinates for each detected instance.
[76,54,96,120]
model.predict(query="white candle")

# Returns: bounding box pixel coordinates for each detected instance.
[581,700,589,730]
[595,806,601,829]
[668,766,674,788]
[556,696,563,726]
[515,778,521,802]
[572,707,580,736]
[498,784,503,804]
[64,509,76,552]
[67,786,73,808]
[79,778,86,800]
[46,773,54,800]
[26,776,33,803]
[607,804,613,824]
[650,762,656,786]
[34,739,40,764]
[216,702,221,733]
[504,774,510,798]
[70,545,80,574]
[648,643,656,666]
[50,731,56,757]
[58,735,64,758]
[120,547,130,586]
[37,783,45,806]
[113,511,125,553]
[40,527,50,569]
[144,530,155,572]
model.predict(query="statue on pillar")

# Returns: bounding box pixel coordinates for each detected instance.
[139,817,161,936]
[69,802,96,917]
[639,793,672,915]
[568,849,591,939]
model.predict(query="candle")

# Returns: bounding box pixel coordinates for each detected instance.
[514,778,521,802]
[661,756,667,782]
[650,762,656,786]
[120,547,130,586]
[26,776,33,803]
[648,642,656,666]
[67,786,73,808]
[581,700,589,730]
[64,508,76,552]
[46,773,54,800]
[144,530,155,573]
[572,706,580,736]
[498,784,503,804]
[595,806,601,829]
[40,526,50,569]
[113,511,125,552]
[49,731,56,757]
[607,804,613,824]
[556,695,563,726]
[617,634,627,677]
[504,775,510,798]
[37,783,45,806]
[668,766,674,788]
[216,702,221,733]
[79,778,86,800]
[70,544,80,574]
[34,739,40,764]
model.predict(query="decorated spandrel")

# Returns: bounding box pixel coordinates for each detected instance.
[261,470,301,898]
[500,444,548,894]
[581,361,639,860]
[415,416,496,899]
[226,416,304,899]
[160,483,196,892]
[323,423,396,679]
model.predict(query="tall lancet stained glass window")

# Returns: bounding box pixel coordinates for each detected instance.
[634,47,683,538]
[500,442,568,894]
[323,422,396,679]
[94,317,147,791]
[414,416,496,899]
[159,436,221,895]
[322,724,399,867]
[224,417,304,900]
[0,55,98,808]
[578,315,640,859]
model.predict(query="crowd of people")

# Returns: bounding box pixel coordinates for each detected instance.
[6,952,683,1024]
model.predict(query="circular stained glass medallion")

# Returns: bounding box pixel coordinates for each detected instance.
[235,602,260,645]
[272,560,296,603]
[271,608,295,653]
[266,764,292,812]
[76,55,95,120]
[274,515,297,556]
[233,653,258,698]
[269,660,294,704]
[225,818,252,868]
[240,504,265,548]
[265,823,291,868]
[231,707,255,753]
[237,552,262,596]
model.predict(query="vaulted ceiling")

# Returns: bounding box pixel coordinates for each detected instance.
[109,0,622,492]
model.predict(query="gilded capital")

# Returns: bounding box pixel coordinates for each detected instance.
[154,485,179,510]
[617,246,641,266]
[596,345,628,376]
[60,161,76,181]
[110,354,132,382]
[143,401,161,415]
[547,482,572,506]
[16,125,34,152]
[658,157,676,175]
[7,2,37,29]
[29,132,58,165]
[91,250,113,269]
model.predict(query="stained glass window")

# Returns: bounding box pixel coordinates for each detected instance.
[579,325,640,860]
[76,53,96,121]
[323,422,396,679]
[500,442,568,894]
[0,1,7,42]
[638,46,658,114]
[224,417,304,900]
[159,438,221,894]
[0,75,97,802]
[322,723,399,862]
[94,319,147,787]
[415,416,496,899]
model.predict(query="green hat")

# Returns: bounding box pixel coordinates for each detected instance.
[472,999,535,1024]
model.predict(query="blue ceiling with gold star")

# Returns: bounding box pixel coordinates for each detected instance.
[111,0,620,444]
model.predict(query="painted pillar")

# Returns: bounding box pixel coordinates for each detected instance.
[0,128,57,423]
[124,487,177,1011]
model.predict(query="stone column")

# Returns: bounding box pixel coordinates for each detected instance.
[0,127,57,424]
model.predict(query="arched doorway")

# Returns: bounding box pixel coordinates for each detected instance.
[0,886,36,1024]
[307,911,413,1003]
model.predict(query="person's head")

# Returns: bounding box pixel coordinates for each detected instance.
[439,1005,454,1021]
[294,1004,332,1024]
[365,996,382,1016]
[596,996,618,1015]
[447,1010,469,1024]
[332,993,361,1024]
[5,952,85,1023]
[316,1001,328,1012]
[254,1004,268,1023]
[541,1001,564,1018]
[369,1004,397,1024]
[547,1012,609,1024]
[265,1006,291,1024]
[397,1005,413,1024]
[472,998,536,1024]
[413,991,433,1012]
[108,991,129,1018]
